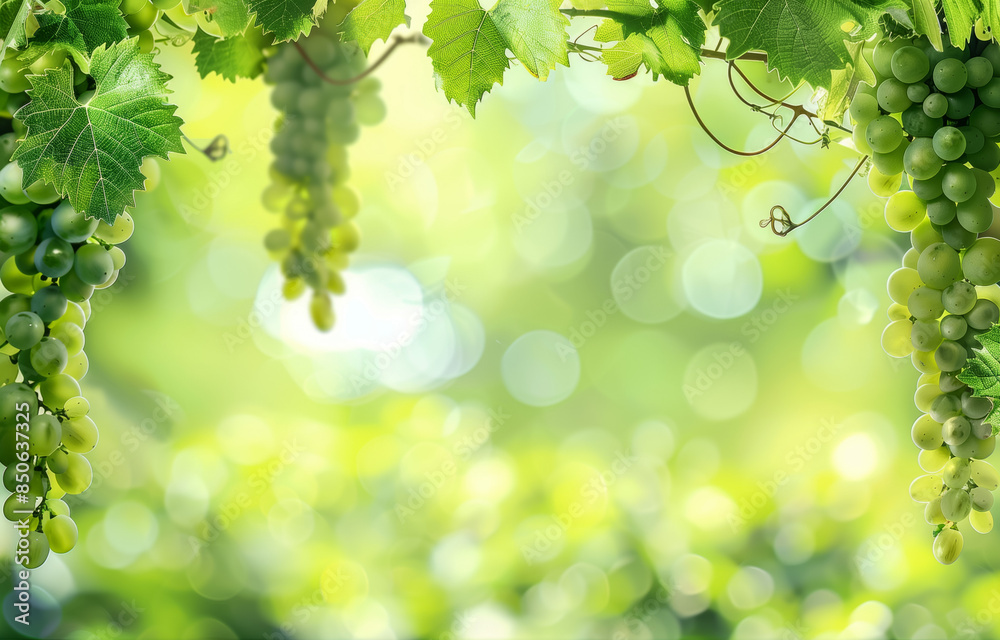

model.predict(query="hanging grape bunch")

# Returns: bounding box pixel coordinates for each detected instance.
[864,31,1000,564]
[261,18,386,331]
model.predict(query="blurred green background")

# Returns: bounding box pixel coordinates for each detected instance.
[0,6,994,640]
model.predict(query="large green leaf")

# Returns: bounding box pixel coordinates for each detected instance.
[12,38,185,224]
[424,0,569,116]
[823,40,876,122]
[20,0,129,72]
[983,0,1000,40]
[942,0,978,48]
[185,0,253,38]
[958,324,1000,436]
[0,0,31,60]
[716,0,897,88]
[340,0,410,55]
[191,29,265,81]
[911,0,943,51]
[593,0,706,84]
[246,0,326,42]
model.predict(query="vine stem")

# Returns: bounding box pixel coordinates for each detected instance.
[683,85,798,156]
[760,155,868,236]
[295,32,427,86]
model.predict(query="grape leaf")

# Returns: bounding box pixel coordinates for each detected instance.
[716,0,897,88]
[942,0,977,48]
[12,38,185,224]
[0,0,31,60]
[340,0,410,55]
[424,0,569,117]
[185,0,253,38]
[19,0,129,72]
[957,324,1000,436]
[191,29,264,81]
[911,0,943,51]
[983,1,1000,41]
[246,0,326,42]
[822,40,876,122]
[593,0,706,84]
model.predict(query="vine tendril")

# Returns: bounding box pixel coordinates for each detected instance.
[760,155,868,236]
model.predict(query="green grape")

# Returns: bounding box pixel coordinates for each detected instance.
[943,416,971,446]
[31,286,67,324]
[941,488,973,521]
[108,246,126,270]
[74,244,114,286]
[943,457,972,488]
[968,142,1000,172]
[946,88,976,120]
[120,0,147,13]
[888,302,910,321]
[877,78,913,115]
[868,166,902,196]
[125,2,159,31]
[24,181,60,205]
[926,197,957,225]
[911,320,943,351]
[921,446,952,472]
[972,417,992,440]
[50,322,84,356]
[0,207,38,254]
[903,106,942,137]
[39,374,80,408]
[4,491,37,522]
[933,127,967,162]
[913,349,939,374]
[64,396,89,418]
[882,319,913,357]
[47,499,69,518]
[943,283,978,316]
[941,315,968,340]
[941,163,977,203]
[61,415,97,453]
[0,162,28,205]
[971,105,1000,138]
[884,191,927,232]
[59,269,94,304]
[6,311,44,349]
[892,46,930,82]
[967,298,1000,330]
[926,497,947,524]
[962,237,1000,285]
[981,78,1000,109]
[47,448,69,474]
[971,486,994,512]
[933,528,963,564]
[851,95,879,124]
[21,531,49,569]
[971,509,994,533]
[887,268,928,304]
[910,474,944,501]
[43,514,78,554]
[966,56,995,87]
[934,58,969,93]
[908,83,931,103]
[963,392,991,420]
[915,382,942,411]
[957,196,994,233]
[56,452,92,494]
[908,286,944,320]
[874,38,908,76]
[51,201,99,243]
[972,459,1000,489]
[913,413,944,450]
[912,173,944,201]
[974,168,996,199]
[866,116,903,153]
[935,339,967,371]
[941,370,967,393]
[904,138,944,180]
[64,351,88,381]
[961,126,986,154]
[1,256,33,295]
[34,237,75,278]
[30,337,68,377]
[14,247,38,277]
[55,301,86,328]
[27,413,61,456]
[943,218,977,250]
[917,242,962,289]
[931,392,963,422]
[924,93,949,118]
[93,212,134,244]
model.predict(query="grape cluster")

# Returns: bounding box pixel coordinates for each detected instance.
[261,25,385,331]
[862,33,1000,564]
[0,52,142,568]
